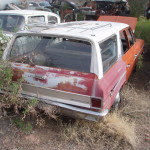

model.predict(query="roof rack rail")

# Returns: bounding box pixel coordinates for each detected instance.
[25,22,112,35]
[66,23,112,33]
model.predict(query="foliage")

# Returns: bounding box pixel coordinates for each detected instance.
[135,18,150,45]
[0,61,22,105]
[129,0,147,18]
[0,30,11,58]
[0,60,39,124]
[13,118,33,133]
[136,55,144,72]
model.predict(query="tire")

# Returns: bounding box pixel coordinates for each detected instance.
[63,13,74,22]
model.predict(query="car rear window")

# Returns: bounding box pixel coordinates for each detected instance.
[9,36,92,73]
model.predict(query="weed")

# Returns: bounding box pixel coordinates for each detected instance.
[136,55,144,72]
[0,61,21,103]
[13,118,33,133]
[0,30,11,55]
[61,111,137,149]
[135,18,150,46]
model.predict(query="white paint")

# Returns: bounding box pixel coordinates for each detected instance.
[23,72,87,90]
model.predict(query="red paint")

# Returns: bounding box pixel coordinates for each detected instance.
[98,16,138,31]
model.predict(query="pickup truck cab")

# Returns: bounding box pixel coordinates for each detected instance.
[2,18,144,121]
[0,10,61,37]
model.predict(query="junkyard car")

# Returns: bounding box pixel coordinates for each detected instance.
[0,10,61,36]
[2,17,144,121]
[20,1,52,12]
[81,0,130,20]
[51,0,79,22]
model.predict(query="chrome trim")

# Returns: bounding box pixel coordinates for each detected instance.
[110,71,126,96]
[21,83,91,108]
[22,93,109,121]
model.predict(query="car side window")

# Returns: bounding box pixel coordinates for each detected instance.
[48,16,58,24]
[120,30,129,53]
[28,16,45,24]
[126,28,135,47]
[99,35,118,73]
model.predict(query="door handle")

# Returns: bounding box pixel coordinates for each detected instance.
[134,54,138,57]
[126,64,131,68]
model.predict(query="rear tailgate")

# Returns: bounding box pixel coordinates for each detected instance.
[97,16,137,31]
[12,63,96,108]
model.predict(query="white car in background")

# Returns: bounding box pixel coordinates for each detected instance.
[0,10,61,36]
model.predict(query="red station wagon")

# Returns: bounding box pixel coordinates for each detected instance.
[2,17,144,121]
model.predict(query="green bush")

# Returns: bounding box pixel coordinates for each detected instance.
[0,31,10,58]
[135,18,150,45]
[129,0,147,18]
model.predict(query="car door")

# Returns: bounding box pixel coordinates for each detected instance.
[121,28,135,81]
[98,35,126,109]
[126,28,144,65]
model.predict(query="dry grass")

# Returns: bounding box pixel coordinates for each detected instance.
[120,83,150,122]
[60,81,150,150]
[61,111,137,149]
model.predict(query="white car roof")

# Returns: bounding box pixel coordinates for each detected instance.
[22,21,129,42]
[0,10,58,17]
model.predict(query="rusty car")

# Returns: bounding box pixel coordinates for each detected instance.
[81,0,130,20]
[19,1,53,12]
[50,0,79,22]
[2,17,144,121]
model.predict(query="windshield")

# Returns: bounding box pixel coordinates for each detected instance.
[0,15,25,33]
[9,36,92,73]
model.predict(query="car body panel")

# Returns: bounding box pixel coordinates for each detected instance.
[98,16,137,32]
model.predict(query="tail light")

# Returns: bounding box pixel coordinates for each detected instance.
[91,98,101,109]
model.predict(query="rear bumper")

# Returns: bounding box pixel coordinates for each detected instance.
[23,94,109,122]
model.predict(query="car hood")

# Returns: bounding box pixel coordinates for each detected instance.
[97,16,137,32]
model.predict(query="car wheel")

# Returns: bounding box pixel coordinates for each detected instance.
[63,13,74,22]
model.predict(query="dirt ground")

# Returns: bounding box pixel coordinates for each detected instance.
[0,48,150,150]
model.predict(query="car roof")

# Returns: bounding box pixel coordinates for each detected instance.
[23,21,129,42]
[0,10,57,16]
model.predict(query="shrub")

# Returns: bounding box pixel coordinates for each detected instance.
[0,31,11,58]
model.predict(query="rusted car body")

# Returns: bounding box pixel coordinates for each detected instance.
[51,0,78,22]
[2,17,144,121]
[81,0,130,20]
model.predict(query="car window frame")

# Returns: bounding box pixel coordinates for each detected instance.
[8,34,94,74]
[99,34,119,74]
[125,27,135,48]
[119,28,130,54]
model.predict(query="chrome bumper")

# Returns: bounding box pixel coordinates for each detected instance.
[22,94,109,122]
